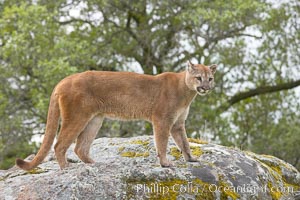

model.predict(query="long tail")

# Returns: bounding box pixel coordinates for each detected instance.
[16,92,60,171]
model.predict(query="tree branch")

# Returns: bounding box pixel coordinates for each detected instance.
[219,79,300,112]
[236,33,262,39]
[208,26,247,43]
[56,18,96,28]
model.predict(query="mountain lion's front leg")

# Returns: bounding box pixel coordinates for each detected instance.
[152,120,173,167]
[171,121,198,162]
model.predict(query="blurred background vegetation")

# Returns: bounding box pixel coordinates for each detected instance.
[0,0,299,170]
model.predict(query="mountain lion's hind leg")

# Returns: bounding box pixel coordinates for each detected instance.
[75,115,103,163]
[171,122,198,162]
[54,114,91,169]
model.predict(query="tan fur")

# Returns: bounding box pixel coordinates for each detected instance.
[16,62,217,170]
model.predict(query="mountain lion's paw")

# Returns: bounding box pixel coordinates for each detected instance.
[187,156,198,162]
[160,160,174,168]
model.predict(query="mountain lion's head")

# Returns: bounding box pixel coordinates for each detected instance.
[185,61,217,96]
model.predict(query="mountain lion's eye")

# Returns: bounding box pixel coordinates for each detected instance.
[197,77,202,81]
[209,78,213,82]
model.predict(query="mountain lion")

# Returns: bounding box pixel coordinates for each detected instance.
[16,61,217,170]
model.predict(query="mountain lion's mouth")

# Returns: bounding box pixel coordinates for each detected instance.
[197,91,208,96]
[196,87,209,94]
[196,88,210,96]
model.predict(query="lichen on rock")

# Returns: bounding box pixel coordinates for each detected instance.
[0,136,299,200]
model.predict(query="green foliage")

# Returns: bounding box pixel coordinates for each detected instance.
[0,139,37,170]
[0,0,299,170]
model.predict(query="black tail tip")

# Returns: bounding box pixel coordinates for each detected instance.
[16,158,26,168]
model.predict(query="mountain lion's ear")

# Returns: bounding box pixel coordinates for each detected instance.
[210,64,217,74]
[187,60,196,72]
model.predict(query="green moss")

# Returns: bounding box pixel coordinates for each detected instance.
[121,151,149,158]
[188,138,208,144]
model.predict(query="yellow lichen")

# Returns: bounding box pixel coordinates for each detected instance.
[118,146,125,152]
[218,174,240,200]
[142,152,150,157]
[254,159,282,185]
[283,182,300,192]
[126,177,243,200]
[117,139,151,158]
[130,139,150,147]
[188,138,208,144]
[121,151,149,158]
[27,168,47,174]
[252,156,299,199]
[126,179,189,200]
[193,178,215,200]
[267,181,282,200]
[177,164,188,168]
[121,151,136,157]
[190,146,203,157]
[219,181,240,200]
[269,165,282,176]
[261,154,298,174]
[170,146,202,160]
[170,147,181,160]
